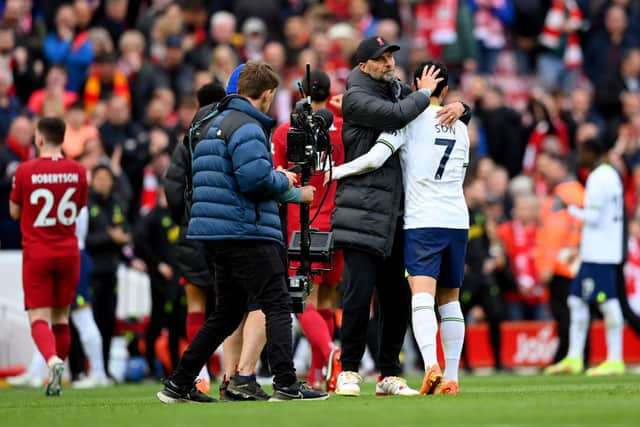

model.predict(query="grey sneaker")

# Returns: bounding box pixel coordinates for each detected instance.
[269,381,329,402]
[45,359,64,397]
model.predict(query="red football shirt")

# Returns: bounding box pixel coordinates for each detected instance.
[272,116,345,244]
[10,156,88,255]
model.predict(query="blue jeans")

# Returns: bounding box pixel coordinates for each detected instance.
[536,53,578,94]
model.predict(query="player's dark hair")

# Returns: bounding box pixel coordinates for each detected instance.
[414,60,448,98]
[196,82,227,107]
[37,117,66,145]
[581,138,605,157]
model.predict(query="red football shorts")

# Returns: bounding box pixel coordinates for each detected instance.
[22,251,80,309]
[288,250,345,287]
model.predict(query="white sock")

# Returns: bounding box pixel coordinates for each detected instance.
[412,293,438,369]
[600,299,624,362]
[71,308,107,379]
[567,295,589,359]
[438,301,465,382]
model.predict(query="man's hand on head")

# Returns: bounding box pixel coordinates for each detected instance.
[416,65,443,94]
[436,101,465,127]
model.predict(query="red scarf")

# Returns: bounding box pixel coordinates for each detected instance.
[83,69,131,112]
[539,0,583,68]
[6,135,33,161]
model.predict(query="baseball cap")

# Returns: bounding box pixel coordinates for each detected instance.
[355,36,400,63]
[226,63,246,94]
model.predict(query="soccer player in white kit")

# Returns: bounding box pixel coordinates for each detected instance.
[327,61,470,395]
[546,139,626,376]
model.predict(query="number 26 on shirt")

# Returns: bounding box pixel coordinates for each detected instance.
[30,188,78,227]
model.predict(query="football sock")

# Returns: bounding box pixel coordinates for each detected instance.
[31,320,57,363]
[412,292,438,369]
[317,308,335,340]
[186,312,206,342]
[52,323,71,361]
[600,298,624,362]
[308,342,324,385]
[298,304,332,362]
[567,295,589,359]
[439,301,465,382]
[71,308,107,379]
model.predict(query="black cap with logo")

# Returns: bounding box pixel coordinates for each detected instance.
[355,36,400,63]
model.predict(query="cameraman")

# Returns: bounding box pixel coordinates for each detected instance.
[157,61,328,403]
[272,70,345,391]
[332,36,470,396]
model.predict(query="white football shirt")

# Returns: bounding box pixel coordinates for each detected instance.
[568,163,624,264]
[331,104,470,230]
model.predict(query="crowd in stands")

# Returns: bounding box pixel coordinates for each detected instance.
[1,0,640,376]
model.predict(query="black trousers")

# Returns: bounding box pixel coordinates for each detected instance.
[460,283,504,369]
[172,240,297,387]
[146,272,186,373]
[549,275,572,363]
[341,232,411,377]
[91,272,118,377]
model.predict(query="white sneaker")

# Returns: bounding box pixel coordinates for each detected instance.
[335,371,362,396]
[72,375,114,389]
[376,376,419,396]
[7,372,44,388]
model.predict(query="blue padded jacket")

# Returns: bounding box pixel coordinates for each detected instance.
[187,95,290,244]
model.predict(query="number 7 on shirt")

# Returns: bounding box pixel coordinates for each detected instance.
[434,138,455,180]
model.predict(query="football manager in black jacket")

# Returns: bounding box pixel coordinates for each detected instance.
[332,36,471,396]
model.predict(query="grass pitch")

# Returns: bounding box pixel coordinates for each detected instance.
[1,374,639,427]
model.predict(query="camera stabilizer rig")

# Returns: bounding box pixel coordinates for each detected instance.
[286,64,335,313]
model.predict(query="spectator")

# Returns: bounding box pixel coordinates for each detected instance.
[100,0,129,45]
[469,0,515,74]
[475,85,524,177]
[84,52,131,113]
[43,4,93,93]
[27,65,78,116]
[537,0,584,94]
[0,116,33,249]
[561,86,605,149]
[595,48,640,122]
[498,193,549,320]
[584,4,639,86]
[283,16,309,67]
[240,17,267,62]
[152,34,195,103]
[63,101,99,160]
[349,0,378,38]
[0,68,21,139]
[99,95,149,215]
[209,45,239,87]
[88,27,116,58]
[186,10,238,71]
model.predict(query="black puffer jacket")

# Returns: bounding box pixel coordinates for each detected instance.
[332,68,431,258]
[165,141,212,288]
